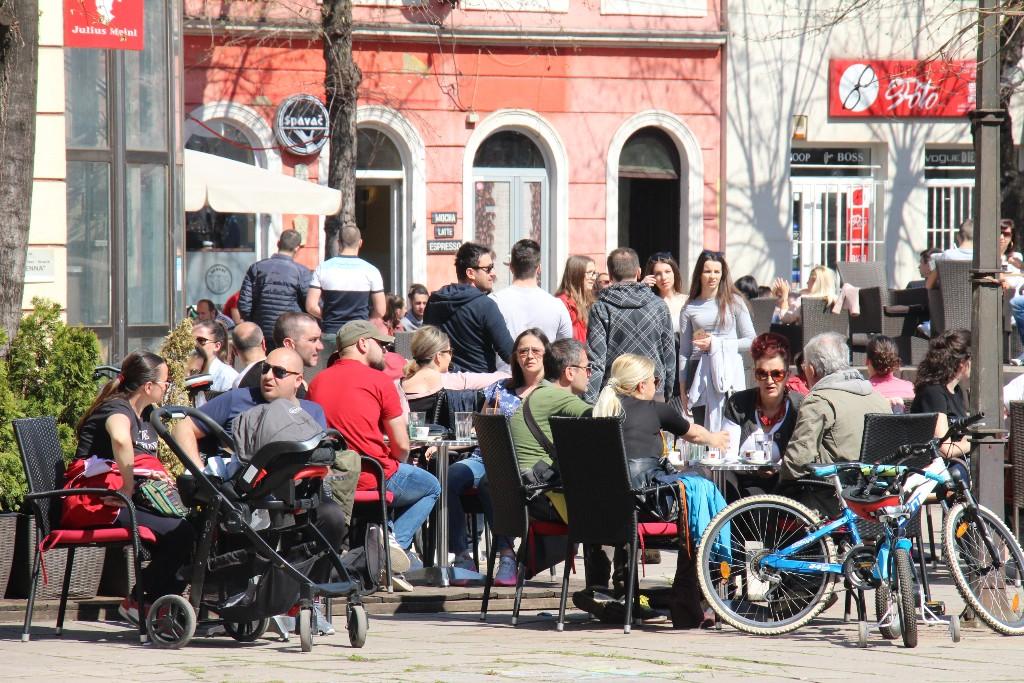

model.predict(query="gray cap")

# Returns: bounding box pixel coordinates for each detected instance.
[335,320,395,350]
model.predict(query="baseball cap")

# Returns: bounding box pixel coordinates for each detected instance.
[336,320,395,350]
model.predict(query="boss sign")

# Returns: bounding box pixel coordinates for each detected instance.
[829,59,976,118]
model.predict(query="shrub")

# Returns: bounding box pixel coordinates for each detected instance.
[0,300,101,510]
[156,317,196,475]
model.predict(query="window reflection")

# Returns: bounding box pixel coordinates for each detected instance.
[185,122,257,250]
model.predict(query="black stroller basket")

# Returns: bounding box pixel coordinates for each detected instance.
[148,405,370,644]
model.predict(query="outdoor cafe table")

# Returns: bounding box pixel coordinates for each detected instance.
[676,460,779,493]
[404,437,484,588]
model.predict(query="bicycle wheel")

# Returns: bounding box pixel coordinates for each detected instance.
[893,548,918,648]
[943,502,1024,635]
[874,581,899,640]
[697,494,836,635]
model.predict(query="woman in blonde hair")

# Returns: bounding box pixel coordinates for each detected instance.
[590,354,728,629]
[595,354,728,484]
[771,265,837,324]
[555,255,598,343]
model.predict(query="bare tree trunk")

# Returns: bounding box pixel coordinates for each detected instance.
[322,0,361,259]
[0,0,38,345]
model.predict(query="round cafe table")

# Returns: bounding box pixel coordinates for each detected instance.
[675,459,779,493]
[404,436,483,588]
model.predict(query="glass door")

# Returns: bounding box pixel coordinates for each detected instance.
[790,179,881,284]
[473,170,549,288]
[356,180,403,294]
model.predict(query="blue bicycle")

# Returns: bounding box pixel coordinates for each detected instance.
[696,414,1024,643]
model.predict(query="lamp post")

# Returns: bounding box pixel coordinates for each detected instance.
[968,0,1006,519]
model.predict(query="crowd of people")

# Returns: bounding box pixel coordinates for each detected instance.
[58,223,991,632]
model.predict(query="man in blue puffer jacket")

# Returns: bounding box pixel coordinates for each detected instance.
[238,229,312,348]
[424,242,514,372]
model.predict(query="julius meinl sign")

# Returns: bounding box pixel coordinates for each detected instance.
[275,95,329,156]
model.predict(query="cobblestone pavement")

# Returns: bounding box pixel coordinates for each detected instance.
[2,561,1022,683]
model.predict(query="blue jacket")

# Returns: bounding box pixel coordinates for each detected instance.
[237,253,312,344]
[423,283,514,373]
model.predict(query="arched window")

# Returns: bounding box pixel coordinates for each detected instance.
[618,127,682,263]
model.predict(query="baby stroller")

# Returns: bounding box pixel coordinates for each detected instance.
[147,405,372,651]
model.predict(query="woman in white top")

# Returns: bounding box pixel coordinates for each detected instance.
[679,250,755,430]
[643,252,688,335]
[771,265,837,324]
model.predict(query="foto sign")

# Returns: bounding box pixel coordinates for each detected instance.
[829,59,975,118]
[64,0,144,51]
[275,95,329,156]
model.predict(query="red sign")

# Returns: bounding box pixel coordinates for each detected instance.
[64,0,145,51]
[829,59,975,118]
[846,207,871,261]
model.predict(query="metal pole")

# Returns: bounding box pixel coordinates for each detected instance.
[969,0,1007,518]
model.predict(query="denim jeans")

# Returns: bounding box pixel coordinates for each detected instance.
[1011,293,1024,350]
[386,463,441,549]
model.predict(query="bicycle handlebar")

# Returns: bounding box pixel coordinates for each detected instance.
[894,412,984,460]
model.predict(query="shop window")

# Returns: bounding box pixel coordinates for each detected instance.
[66,161,111,326]
[925,147,974,251]
[185,121,258,251]
[126,164,169,325]
[65,50,107,149]
[124,0,168,152]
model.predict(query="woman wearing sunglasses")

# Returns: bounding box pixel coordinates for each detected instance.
[721,333,801,498]
[680,250,754,429]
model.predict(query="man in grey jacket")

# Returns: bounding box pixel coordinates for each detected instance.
[585,248,675,403]
[780,332,890,514]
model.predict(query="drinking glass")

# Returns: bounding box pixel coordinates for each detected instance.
[408,411,425,439]
[454,412,474,441]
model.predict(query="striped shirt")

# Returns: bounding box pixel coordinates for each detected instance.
[310,255,384,333]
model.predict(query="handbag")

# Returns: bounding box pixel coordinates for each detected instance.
[134,478,188,518]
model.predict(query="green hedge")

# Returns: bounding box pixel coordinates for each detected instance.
[0,299,101,511]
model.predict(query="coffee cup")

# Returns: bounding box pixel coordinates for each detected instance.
[702,448,724,464]
[666,449,684,468]
[745,449,770,465]
[415,426,430,440]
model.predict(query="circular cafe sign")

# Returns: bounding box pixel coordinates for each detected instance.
[274,94,329,156]
[205,264,233,296]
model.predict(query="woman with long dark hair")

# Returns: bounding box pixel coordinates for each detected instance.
[447,328,553,585]
[643,252,688,335]
[912,329,972,458]
[65,352,196,624]
[679,250,755,429]
[556,255,597,343]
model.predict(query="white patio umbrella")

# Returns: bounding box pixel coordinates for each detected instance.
[183,149,341,215]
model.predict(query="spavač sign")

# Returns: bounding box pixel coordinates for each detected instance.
[275,95,329,156]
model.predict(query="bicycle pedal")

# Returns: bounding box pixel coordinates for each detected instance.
[925,600,945,616]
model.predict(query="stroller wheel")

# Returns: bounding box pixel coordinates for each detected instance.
[348,605,368,648]
[224,618,269,642]
[298,607,313,652]
[146,595,196,649]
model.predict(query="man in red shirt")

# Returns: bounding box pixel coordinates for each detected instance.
[308,320,440,587]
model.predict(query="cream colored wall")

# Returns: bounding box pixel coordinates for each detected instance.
[725,1,1011,289]
[25,0,67,311]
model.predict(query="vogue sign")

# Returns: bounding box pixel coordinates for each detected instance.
[64,0,145,51]
[829,59,975,118]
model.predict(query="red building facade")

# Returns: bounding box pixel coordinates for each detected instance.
[184,1,725,299]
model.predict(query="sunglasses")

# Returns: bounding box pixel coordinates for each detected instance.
[516,347,545,358]
[260,362,302,380]
[194,336,217,346]
[474,264,495,274]
[568,364,593,376]
[754,369,787,382]
[647,251,675,263]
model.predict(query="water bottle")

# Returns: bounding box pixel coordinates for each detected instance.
[762,434,774,463]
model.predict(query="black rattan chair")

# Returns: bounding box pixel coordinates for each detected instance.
[932,260,972,336]
[549,416,679,634]
[837,261,928,365]
[1008,402,1024,539]
[393,331,415,360]
[748,297,777,335]
[474,413,568,625]
[13,416,148,643]
[858,412,939,598]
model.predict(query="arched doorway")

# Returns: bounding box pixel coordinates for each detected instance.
[356,127,404,293]
[617,127,681,264]
[472,130,550,288]
[184,119,264,308]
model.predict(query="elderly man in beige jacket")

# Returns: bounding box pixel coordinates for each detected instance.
[779,332,890,516]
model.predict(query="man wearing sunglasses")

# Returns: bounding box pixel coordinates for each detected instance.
[423,241,514,373]
[172,346,346,633]
[309,320,440,591]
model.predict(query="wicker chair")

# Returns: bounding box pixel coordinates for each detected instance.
[1008,402,1024,539]
[550,416,680,634]
[13,416,149,643]
[393,331,415,360]
[930,260,973,336]
[768,297,848,354]
[473,413,568,626]
[748,297,777,335]
[836,261,928,365]
[859,412,940,598]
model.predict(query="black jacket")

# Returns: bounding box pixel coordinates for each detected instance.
[423,283,514,373]
[238,253,312,344]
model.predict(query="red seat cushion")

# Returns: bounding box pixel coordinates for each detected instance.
[353,490,395,505]
[43,526,157,546]
[637,522,678,538]
[530,520,568,536]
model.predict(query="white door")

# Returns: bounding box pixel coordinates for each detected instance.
[472,170,550,288]
[790,179,882,284]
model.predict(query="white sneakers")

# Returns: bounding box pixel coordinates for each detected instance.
[494,554,518,587]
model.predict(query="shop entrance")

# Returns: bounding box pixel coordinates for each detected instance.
[356,128,405,294]
[617,128,681,264]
